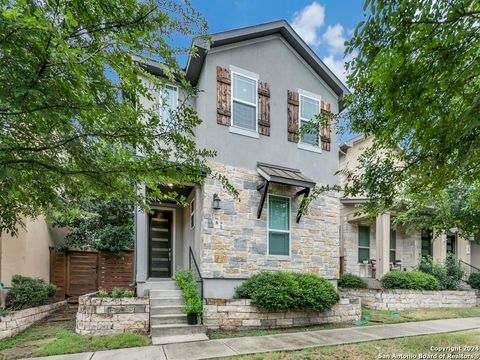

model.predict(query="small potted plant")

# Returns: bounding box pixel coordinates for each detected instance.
[184,301,202,325]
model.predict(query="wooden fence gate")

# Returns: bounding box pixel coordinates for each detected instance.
[49,249,134,302]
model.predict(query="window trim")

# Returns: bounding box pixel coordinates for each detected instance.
[298,89,322,150]
[160,83,179,124]
[189,198,195,230]
[230,69,258,133]
[358,225,370,263]
[267,194,291,257]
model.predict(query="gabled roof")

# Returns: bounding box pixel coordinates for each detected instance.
[185,20,350,101]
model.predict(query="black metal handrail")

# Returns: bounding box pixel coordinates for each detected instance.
[459,259,480,282]
[189,247,204,302]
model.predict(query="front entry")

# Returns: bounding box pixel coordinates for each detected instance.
[149,209,173,278]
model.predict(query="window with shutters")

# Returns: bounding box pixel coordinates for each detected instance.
[390,229,396,263]
[268,195,290,256]
[160,84,178,126]
[358,225,370,262]
[232,71,258,132]
[299,94,320,146]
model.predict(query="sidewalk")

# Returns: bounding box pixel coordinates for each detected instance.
[26,317,480,360]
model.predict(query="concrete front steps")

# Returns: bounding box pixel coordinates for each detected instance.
[149,281,208,345]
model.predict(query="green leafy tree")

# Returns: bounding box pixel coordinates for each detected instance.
[340,0,480,234]
[0,0,236,234]
[52,197,133,254]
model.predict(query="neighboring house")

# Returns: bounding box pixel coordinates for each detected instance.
[339,135,474,279]
[135,20,349,297]
[0,216,65,287]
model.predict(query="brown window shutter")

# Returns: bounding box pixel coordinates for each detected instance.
[320,101,331,151]
[287,90,299,142]
[258,81,270,136]
[216,66,231,126]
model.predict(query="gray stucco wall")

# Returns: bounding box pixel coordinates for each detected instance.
[194,34,339,185]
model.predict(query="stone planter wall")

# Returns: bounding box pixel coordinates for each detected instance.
[76,293,149,335]
[341,288,478,311]
[204,297,361,331]
[0,301,66,340]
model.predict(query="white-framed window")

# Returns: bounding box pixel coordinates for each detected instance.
[160,84,178,125]
[358,225,370,263]
[190,198,195,229]
[231,70,257,132]
[299,93,320,146]
[268,195,290,256]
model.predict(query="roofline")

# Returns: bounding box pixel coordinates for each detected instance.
[185,20,350,105]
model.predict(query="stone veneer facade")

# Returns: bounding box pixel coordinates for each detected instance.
[76,294,149,335]
[0,301,66,340]
[340,288,478,311]
[204,297,361,330]
[200,162,340,280]
[341,219,421,277]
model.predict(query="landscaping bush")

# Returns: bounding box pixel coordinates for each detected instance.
[174,269,202,315]
[416,254,464,290]
[295,273,340,312]
[338,273,367,289]
[381,271,440,290]
[468,273,480,290]
[7,275,57,310]
[234,271,339,312]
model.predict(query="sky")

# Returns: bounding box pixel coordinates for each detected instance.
[178,0,366,86]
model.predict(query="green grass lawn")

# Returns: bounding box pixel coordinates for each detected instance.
[0,307,151,359]
[219,329,480,360]
[208,306,480,339]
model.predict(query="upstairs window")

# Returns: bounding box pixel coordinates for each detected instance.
[161,84,178,125]
[299,94,320,146]
[232,72,257,131]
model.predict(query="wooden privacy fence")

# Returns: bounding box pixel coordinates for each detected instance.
[49,249,134,302]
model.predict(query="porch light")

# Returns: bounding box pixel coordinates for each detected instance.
[212,193,221,210]
[468,235,475,242]
[449,227,458,234]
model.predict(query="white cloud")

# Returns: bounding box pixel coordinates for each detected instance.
[291,2,325,47]
[322,51,356,85]
[322,24,346,55]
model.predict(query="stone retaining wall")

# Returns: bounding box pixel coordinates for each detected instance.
[204,297,361,331]
[0,301,66,340]
[76,294,149,335]
[341,288,478,311]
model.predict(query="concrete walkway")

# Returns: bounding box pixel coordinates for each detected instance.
[25,317,480,360]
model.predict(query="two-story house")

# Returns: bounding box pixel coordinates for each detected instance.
[134,20,349,299]
[339,135,475,280]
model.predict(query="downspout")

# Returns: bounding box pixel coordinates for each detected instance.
[132,183,138,289]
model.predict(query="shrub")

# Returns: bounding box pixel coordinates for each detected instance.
[7,275,57,310]
[174,269,202,315]
[416,255,464,290]
[234,271,339,312]
[234,272,300,311]
[381,271,440,290]
[97,289,109,298]
[468,273,480,290]
[123,289,135,298]
[338,273,367,289]
[295,273,340,312]
[111,288,123,298]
